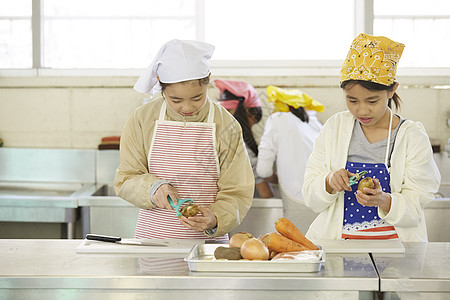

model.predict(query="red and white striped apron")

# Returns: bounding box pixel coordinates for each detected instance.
[135,100,228,242]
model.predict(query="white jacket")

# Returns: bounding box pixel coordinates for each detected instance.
[257,111,322,202]
[302,111,441,242]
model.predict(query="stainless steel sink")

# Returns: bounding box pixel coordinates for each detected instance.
[0,181,96,201]
[425,183,450,242]
[0,182,81,197]
[78,184,139,238]
[435,184,450,198]
[0,181,97,239]
[0,148,97,239]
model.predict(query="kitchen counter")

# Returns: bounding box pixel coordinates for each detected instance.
[373,242,450,299]
[2,240,449,299]
[0,239,378,300]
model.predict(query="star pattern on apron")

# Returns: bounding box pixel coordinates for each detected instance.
[342,109,399,240]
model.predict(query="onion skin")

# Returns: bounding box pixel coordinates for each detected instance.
[229,232,254,248]
[240,238,270,260]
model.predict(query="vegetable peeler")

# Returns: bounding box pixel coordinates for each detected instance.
[349,170,368,186]
[167,195,195,217]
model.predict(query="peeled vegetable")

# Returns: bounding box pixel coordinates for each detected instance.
[358,177,375,195]
[229,232,253,248]
[179,204,199,218]
[214,246,242,260]
[240,238,270,260]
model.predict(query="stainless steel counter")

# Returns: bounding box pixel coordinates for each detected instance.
[0,148,97,239]
[373,242,450,299]
[0,239,378,299]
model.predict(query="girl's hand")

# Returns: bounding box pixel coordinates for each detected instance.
[355,178,392,212]
[178,206,217,232]
[152,183,179,210]
[325,169,355,193]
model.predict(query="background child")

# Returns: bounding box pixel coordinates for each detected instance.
[215,79,274,198]
[257,85,324,232]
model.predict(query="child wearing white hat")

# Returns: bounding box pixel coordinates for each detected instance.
[114,40,254,241]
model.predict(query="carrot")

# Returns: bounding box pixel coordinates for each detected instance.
[269,250,279,260]
[261,233,308,253]
[275,217,319,250]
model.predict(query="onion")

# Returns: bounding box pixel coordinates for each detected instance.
[240,238,270,260]
[229,232,253,248]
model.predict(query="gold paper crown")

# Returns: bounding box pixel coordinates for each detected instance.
[340,33,405,86]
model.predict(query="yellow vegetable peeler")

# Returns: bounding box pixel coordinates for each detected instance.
[349,170,368,186]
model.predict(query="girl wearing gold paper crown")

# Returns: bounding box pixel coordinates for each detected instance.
[302,33,440,242]
[256,86,324,232]
[114,40,254,241]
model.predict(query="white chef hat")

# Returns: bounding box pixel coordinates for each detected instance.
[134,39,215,95]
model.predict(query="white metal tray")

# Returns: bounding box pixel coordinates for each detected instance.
[184,244,325,273]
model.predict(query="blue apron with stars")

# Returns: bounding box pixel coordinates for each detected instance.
[342,161,399,240]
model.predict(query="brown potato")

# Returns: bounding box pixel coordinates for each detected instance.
[214,246,243,260]
[358,177,375,194]
[178,204,199,218]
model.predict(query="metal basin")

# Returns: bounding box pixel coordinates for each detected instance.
[0,181,96,239]
[435,184,450,198]
[0,181,96,201]
[78,184,139,238]
[425,184,450,242]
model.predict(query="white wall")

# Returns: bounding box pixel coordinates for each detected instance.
[0,75,449,150]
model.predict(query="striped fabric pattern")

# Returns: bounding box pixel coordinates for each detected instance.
[135,119,227,242]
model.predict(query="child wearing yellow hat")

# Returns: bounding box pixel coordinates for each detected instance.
[257,85,324,232]
[302,33,441,242]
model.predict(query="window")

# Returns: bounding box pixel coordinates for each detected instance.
[373,0,450,68]
[42,0,198,68]
[204,0,354,61]
[0,0,449,72]
[0,0,32,68]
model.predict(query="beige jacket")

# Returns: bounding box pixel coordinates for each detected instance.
[114,97,254,237]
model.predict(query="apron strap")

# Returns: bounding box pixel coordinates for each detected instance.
[206,99,215,123]
[158,101,167,121]
[384,109,393,173]
[387,118,406,170]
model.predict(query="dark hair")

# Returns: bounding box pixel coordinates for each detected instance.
[340,80,402,110]
[233,100,262,156]
[289,106,309,123]
[160,76,210,93]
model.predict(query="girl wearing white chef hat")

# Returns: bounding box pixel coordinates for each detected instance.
[114,40,254,241]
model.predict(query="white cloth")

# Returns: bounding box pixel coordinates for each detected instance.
[302,111,441,242]
[134,39,215,95]
[245,144,264,184]
[256,111,322,202]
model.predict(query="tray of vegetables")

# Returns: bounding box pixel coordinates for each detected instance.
[184,218,325,273]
